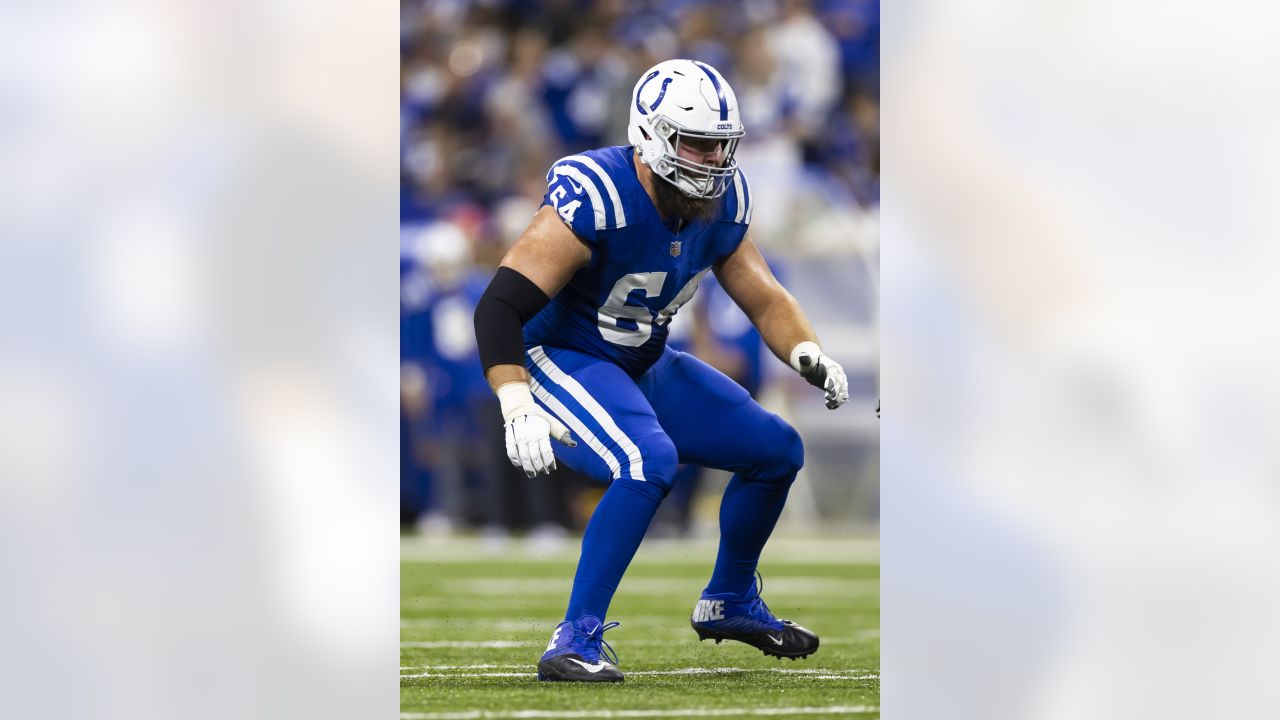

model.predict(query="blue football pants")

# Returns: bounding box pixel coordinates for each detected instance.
[526,344,804,622]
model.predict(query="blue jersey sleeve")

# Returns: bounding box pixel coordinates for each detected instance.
[541,154,629,246]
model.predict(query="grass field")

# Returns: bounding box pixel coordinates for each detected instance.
[401,536,879,719]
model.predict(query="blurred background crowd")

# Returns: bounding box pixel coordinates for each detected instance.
[401,0,879,544]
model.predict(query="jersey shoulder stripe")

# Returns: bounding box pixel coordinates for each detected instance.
[561,154,628,228]
[548,162,608,230]
[731,168,752,225]
[546,153,629,231]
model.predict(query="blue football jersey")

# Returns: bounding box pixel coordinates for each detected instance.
[523,145,754,375]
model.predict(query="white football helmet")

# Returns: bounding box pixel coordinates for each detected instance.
[627,59,745,199]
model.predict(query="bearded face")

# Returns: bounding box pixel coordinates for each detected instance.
[651,169,723,224]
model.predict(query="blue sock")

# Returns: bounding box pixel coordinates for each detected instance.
[565,479,665,621]
[706,474,792,597]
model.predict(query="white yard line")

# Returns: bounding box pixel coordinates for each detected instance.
[400,706,879,719]
[401,665,527,671]
[403,598,878,611]
[401,641,530,648]
[401,664,874,673]
[402,616,681,630]
[402,667,879,680]
[402,619,557,630]
[763,669,879,676]
[404,672,875,679]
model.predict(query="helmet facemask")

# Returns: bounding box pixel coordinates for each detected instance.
[647,116,743,200]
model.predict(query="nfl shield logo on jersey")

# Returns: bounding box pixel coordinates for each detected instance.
[669,240,682,257]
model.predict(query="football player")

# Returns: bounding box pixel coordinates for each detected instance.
[473,59,849,682]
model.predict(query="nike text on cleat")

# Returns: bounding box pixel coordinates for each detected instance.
[545,626,563,652]
[691,599,724,622]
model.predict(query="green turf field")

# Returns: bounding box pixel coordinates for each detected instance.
[401,536,879,719]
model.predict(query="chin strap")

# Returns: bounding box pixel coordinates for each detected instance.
[637,139,666,173]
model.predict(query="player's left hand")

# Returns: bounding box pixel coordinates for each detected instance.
[790,342,849,410]
[496,381,577,477]
[504,413,571,477]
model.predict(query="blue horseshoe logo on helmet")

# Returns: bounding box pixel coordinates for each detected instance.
[635,71,674,116]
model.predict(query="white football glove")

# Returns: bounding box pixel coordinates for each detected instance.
[496,382,576,477]
[790,341,849,410]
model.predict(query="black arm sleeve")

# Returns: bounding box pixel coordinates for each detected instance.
[474,266,551,372]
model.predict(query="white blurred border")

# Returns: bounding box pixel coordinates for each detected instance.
[884,1,1280,718]
[0,1,398,718]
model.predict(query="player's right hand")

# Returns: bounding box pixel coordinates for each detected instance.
[790,341,850,410]
[497,382,577,477]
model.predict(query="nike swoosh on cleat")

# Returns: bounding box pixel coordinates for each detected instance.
[768,635,785,645]
[566,658,610,673]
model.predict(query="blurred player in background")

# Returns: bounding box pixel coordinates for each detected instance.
[400,239,435,528]
[473,59,850,682]
[403,220,574,541]
[410,221,494,534]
